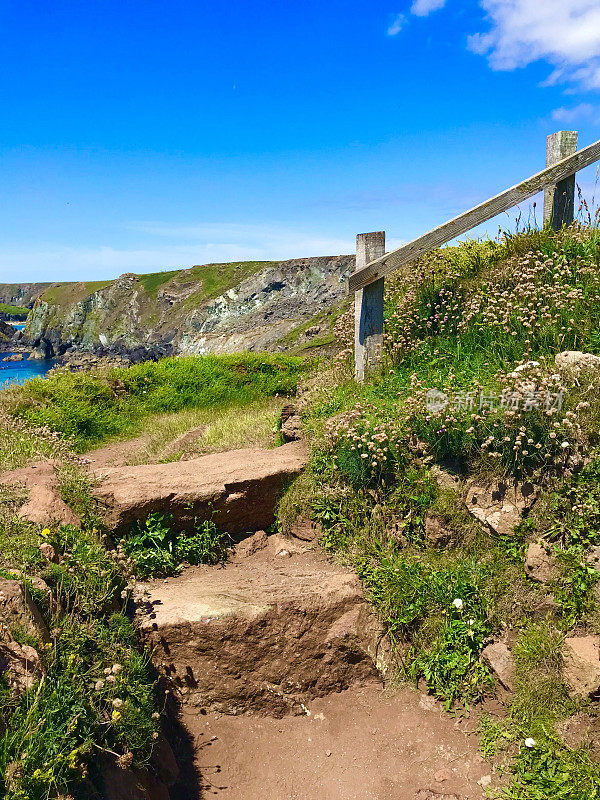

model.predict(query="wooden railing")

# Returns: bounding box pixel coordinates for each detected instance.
[351,130,600,381]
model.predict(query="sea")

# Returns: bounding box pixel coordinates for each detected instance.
[0,352,56,387]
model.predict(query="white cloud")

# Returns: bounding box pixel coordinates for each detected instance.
[387,14,405,35]
[0,223,354,283]
[467,0,600,90]
[410,0,447,17]
[551,103,600,124]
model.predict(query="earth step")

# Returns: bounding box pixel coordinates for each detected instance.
[93,441,307,535]
[137,533,384,717]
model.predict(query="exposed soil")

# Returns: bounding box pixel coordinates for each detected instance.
[84,435,150,469]
[178,683,488,800]
[139,533,383,717]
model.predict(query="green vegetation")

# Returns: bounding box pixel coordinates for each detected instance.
[0,303,28,317]
[1,352,304,450]
[178,260,274,305]
[123,513,230,578]
[277,223,600,796]
[41,281,112,306]
[139,269,181,296]
[0,423,161,799]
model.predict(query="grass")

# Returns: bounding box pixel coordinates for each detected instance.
[139,269,182,297]
[0,422,162,799]
[1,352,304,451]
[0,304,29,317]
[275,223,600,796]
[177,260,275,306]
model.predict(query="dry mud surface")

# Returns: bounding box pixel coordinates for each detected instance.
[180,683,488,800]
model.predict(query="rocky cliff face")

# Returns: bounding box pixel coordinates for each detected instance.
[25,255,354,356]
[0,283,58,307]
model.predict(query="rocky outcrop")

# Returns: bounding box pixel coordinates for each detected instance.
[0,283,56,307]
[25,255,354,357]
[93,442,308,535]
[0,459,81,527]
[525,541,558,584]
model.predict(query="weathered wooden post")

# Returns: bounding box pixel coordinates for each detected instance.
[544,130,578,230]
[354,231,385,382]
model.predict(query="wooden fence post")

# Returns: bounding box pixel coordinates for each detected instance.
[544,130,578,230]
[354,231,385,382]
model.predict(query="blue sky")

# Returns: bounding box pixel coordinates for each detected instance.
[1,0,599,282]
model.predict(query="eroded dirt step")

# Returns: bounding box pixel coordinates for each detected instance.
[182,684,489,800]
[138,533,384,717]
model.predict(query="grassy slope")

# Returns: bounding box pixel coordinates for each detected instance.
[0,303,29,317]
[278,225,600,798]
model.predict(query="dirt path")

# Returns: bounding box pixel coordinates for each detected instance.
[181,683,488,800]
[83,435,150,469]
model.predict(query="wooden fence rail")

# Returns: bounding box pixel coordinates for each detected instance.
[351,130,600,381]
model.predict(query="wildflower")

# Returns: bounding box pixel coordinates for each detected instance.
[41,528,51,538]
[561,441,569,449]
[524,738,536,748]
[452,598,464,611]
[112,710,122,722]
[112,698,124,709]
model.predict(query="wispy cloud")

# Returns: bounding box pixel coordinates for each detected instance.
[410,0,447,17]
[387,14,405,36]
[551,103,600,124]
[467,0,600,90]
[0,223,354,283]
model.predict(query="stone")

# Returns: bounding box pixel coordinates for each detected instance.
[0,459,81,528]
[555,351,600,377]
[562,636,600,697]
[424,515,453,548]
[39,542,59,564]
[481,641,515,691]
[94,442,308,536]
[0,639,42,695]
[280,404,303,442]
[465,480,536,536]
[0,578,51,642]
[525,542,558,584]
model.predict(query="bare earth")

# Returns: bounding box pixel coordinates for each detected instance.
[182,684,488,800]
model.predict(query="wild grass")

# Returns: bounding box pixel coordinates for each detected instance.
[126,397,283,464]
[282,223,600,796]
[0,352,303,450]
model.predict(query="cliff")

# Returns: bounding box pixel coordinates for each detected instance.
[0,282,60,307]
[25,255,354,357]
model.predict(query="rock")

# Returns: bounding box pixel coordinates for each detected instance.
[525,542,557,584]
[477,775,492,788]
[0,639,42,695]
[25,255,355,358]
[424,514,453,548]
[430,464,462,492]
[465,480,536,536]
[304,325,321,338]
[94,442,307,536]
[0,459,81,528]
[290,517,321,542]
[0,578,50,642]
[562,636,600,697]
[414,791,463,800]
[39,542,59,564]
[2,353,23,362]
[481,641,515,691]
[235,530,269,558]
[555,351,600,377]
[280,404,303,442]
[138,540,383,717]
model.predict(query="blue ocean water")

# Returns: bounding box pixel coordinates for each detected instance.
[0,353,56,387]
